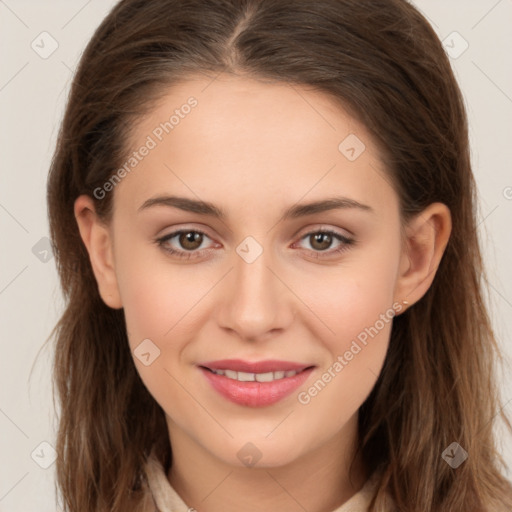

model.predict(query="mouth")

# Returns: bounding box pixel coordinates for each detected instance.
[199,365,315,383]
[198,359,316,407]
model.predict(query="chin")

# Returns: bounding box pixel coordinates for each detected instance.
[217,438,306,469]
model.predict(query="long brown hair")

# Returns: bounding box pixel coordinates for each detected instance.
[46,0,512,510]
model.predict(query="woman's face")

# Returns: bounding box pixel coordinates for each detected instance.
[101,74,406,467]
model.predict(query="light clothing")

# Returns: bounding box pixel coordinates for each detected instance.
[140,449,390,512]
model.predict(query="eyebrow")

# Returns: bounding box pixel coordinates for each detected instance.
[137,195,374,222]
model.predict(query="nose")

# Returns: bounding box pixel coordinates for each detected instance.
[216,242,295,343]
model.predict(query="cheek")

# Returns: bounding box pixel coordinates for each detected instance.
[293,271,397,427]
[292,240,400,412]
[301,295,393,408]
[113,242,219,407]
[301,244,399,352]
[114,247,209,414]
[114,236,208,346]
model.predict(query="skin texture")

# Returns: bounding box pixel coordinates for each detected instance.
[74,74,451,512]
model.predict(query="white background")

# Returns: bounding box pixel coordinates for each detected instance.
[1,1,511,510]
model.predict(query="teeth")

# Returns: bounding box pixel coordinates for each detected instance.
[211,368,300,382]
[256,372,274,382]
[237,371,255,382]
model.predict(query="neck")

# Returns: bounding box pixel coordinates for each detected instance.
[166,414,368,512]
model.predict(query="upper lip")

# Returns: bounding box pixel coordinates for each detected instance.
[199,359,314,373]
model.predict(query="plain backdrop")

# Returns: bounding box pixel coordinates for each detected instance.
[1,1,511,510]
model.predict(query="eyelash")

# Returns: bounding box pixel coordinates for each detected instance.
[155,228,355,261]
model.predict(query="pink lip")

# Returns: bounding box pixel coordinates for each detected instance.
[199,365,315,407]
[199,359,312,373]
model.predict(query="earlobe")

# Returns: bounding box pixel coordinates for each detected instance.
[74,195,123,309]
[394,203,452,310]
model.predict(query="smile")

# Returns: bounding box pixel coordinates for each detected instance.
[205,368,302,382]
[199,365,315,407]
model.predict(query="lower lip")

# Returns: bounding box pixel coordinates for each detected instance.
[199,366,315,407]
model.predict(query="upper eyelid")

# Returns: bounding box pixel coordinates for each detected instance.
[295,225,353,241]
[157,226,353,249]
[158,227,213,242]
[157,222,353,240]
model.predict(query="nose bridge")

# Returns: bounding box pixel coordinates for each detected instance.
[218,235,291,341]
[235,241,274,302]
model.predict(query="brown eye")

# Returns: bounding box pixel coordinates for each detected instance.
[178,231,204,251]
[294,229,355,259]
[309,232,334,251]
[156,229,214,259]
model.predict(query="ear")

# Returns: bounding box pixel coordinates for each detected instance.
[394,202,452,311]
[74,195,123,309]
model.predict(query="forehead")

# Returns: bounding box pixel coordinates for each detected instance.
[131,73,370,160]
[113,74,396,220]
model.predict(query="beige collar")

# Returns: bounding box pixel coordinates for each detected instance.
[142,449,387,512]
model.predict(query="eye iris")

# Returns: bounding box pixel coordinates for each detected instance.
[179,231,203,250]
[310,233,332,251]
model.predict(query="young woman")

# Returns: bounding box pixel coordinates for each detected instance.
[46,0,512,510]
